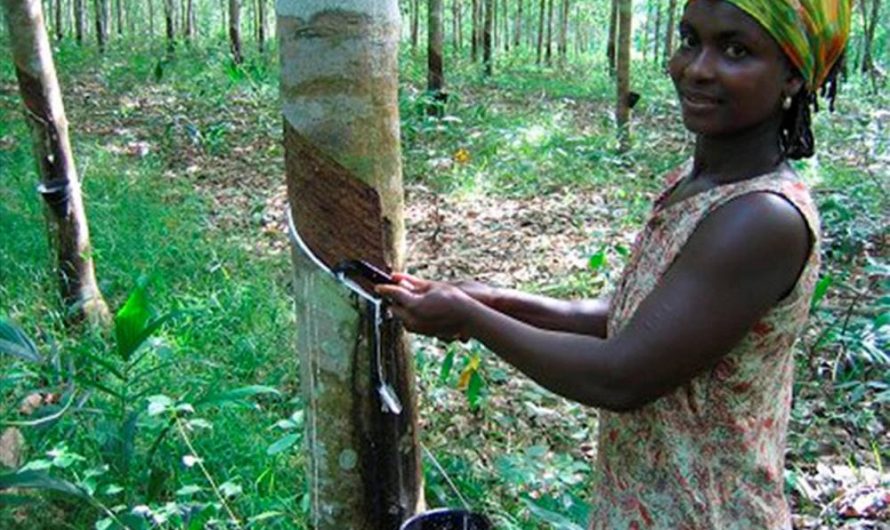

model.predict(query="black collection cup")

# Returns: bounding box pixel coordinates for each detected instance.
[399,508,492,530]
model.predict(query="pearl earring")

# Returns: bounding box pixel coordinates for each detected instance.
[782,96,793,110]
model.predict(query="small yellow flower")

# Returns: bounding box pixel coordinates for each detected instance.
[453,148,471,165]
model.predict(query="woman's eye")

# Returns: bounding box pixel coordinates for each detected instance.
[725,43,748,59]
[679,34,697,49]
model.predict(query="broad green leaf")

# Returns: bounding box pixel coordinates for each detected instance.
[194,385,281,407]
[176,485,204,496]
[147,395,173,416]
[587,249,607,272]
[810,275,833,311]
[467,370,484,409]
[267,433,299,455]
[0,319,41,363]
[521,497,585,530]
[440,347,456,384]
[0,470,89,500]
[114,278,153,362]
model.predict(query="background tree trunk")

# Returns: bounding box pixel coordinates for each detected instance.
[184,0,194,40]
[94,0,107,52]
[616,0,632,151]
[428,0,445,115]
[277,1,423,528]
[557,0,568,66]
[452,0,460,50]
[544,0,552,65]
[74,0,84,42]
[471,0,478,61]
[535,0,544,64]
[164,0,174,53]
[114,0,121,35]
[54,0,63,40]
[147,0,154,37]
[2,0,110,325]
[652,0,662,64]
[483,0,493,75]
[228,0,242,63]
[663,0,676,66]
[607,0,617,75]
[411,0,419,51]
[859,0,882,74]
[256,0,264,53]
[513,0,522,49]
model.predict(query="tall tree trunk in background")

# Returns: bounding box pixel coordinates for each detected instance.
[452,0,460,50]
[411,0,419,51]
[501,0,509,52]
[277,2,423,528]
[641,0,651,61]
[93,0,107,52]
[53,0,62,39]
[2,0,110,326]
[256,0,265,53]
[535,0,544,64]
[616,0,632,151]
[544,0,552,65]
[428,0,445,115]
[470,0,478,61]
[859,0,882,74]
[74,0,84,42]
[653,0,662,64]
[228,0,242,63]
[557,0,568,65]
[483,0,492,75]
[513,0,522,49]
[164,0,174,53]
[184,0,193,40]
[114,0,121,34]
[147,0,154,36]
[663,0,676,66]
[607,0,617,75]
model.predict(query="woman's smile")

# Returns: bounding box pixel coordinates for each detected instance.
[680,89,723,112]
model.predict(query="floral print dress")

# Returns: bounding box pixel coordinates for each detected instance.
[589,163,822,530]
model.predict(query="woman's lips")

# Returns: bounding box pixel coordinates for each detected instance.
[681,90,722,111]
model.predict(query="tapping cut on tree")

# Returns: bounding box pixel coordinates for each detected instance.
[2,0,110,325]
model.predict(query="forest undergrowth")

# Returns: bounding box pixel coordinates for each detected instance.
[0,37,887,529]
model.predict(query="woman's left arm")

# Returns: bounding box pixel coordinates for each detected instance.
[380,193,810,411]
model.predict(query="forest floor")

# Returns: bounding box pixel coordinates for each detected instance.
[1,41,888,529]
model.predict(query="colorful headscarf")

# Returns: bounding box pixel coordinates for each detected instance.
[688,0,853,91]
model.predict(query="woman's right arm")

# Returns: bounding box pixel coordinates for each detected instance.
[455,281,610,338]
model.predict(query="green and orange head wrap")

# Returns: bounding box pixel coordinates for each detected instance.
[687,0,853,92]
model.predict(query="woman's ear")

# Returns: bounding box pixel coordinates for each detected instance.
[784,73,805,99]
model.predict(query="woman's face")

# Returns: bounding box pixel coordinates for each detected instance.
[668,0,803,138]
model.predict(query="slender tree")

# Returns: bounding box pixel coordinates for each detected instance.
[653,0,663,63]
[2,0,110,325]
[663,0,677,66]
[147,0,154,36]
[54,0,62,39]
[428,0,445,115]
[164,0,174,53]
[411,0,419,51]
[557,0,568,65]
[94,0,108,51]
[114,0,121,34]
[452,0,461,50]
[513,0,522,49]
[277,1,422,528]
[616,0,632,151]
[256,0,265,53]
[859,0,882,74]
[74,0,84,42]
[536,0,544,64]
[607,0,618,75]
[483,0,493,74]
[544,0,553,65]
[185,0,194,40]
[229,0,242,63]
[471,0,479,61]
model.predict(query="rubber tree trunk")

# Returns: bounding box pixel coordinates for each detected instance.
[535,0,544,64]
[256,0,264,53]
[513,0,521,49]
[544,0,552,65]
[607,0,617,75]
[652,0,662,64]
[94,0,107,51]
[164,0,174,53]
[185,0,193,40]
[663,0,676,66]
[228,0,242,63]
[2,0,110,325]
[470,0,478,61]
[428,0,445,115]
[114,0,121,34]
[557,0,568,66]
[452,0,460,50]
[277,2,423,529]
[411,0,419,51]
[53,0,62,39]
[482,0,493,75]
[74,0,84,42]
[147,0,154,37]
[859,0,882,74]
[616,0,632,151]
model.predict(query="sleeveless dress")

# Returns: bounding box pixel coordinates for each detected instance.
[588,163,822,530]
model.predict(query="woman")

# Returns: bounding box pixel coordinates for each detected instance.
[379,0,851,527]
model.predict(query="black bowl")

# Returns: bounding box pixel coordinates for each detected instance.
[400,508,491,530]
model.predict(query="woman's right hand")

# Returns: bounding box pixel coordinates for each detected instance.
[452,279,498,309]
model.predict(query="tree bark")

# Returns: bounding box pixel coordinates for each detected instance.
[428,0,445,115]
[93,0,107,51]
[2,0,110,325]
[277,2,423,529]
[471,0,478,61]
[114,0,121,34]
[535,0,544,64]
[228,0,242,63]
[184,0,193,40]
[483,0,493,75]
[164,0,174,53]
[256,0,265,53]
[652,0,662,63]
[147,0,154,37]
[74,0,83,42]
[557,0,568,65]
[663,0,676,67]
[452,0,460,50]
[616,0,632,151]
[544,0,552,65]
[607,0,617,75]
[860,0,882,74]
[411,0,419,51]
[513,0,522,49]
[54,0,62,39]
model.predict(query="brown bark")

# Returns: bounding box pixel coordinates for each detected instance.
[483,0,493,75]
[557,0,568,65]
[94,0,107,51]
[471,0,478,61]
[228,0,242,63]
[544,0,552,65]
[256,0,265,52]
[653,0,663,63]
[185,0,194,40]
[411,0,419,51]
[2,0,110,325]
[616,0,632,151]
[74,0,83,42]
[663,0,676,66]
[428,0,445,115]
[114,0,121,34]
[164,0,174,53]
[54,0,62,40]
[860,0,882,74]
[513,0,522,49]
[452,0,460,50]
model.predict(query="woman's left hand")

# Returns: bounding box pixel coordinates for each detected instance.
[376,273,475,341]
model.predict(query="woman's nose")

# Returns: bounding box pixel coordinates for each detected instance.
[684,47,718,82]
